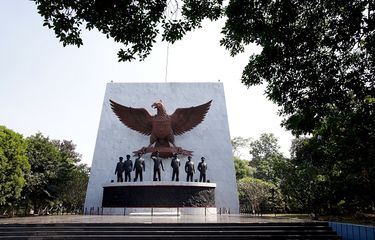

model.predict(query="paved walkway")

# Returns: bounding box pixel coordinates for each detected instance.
[0,214,313,224]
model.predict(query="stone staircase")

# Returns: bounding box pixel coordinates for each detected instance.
[0,222,341,239]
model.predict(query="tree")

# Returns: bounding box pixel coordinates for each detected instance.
[248,133,285,183]
[231,136,251,159]
[0,126,30,209]
[0,126,88,215]
[53,140,82,164]
[222,0,374,134]
[53,139,88,212]
[238,177,274,214]
[24,133,89,214]
[33,0,223,61]
[276,143,331,214]
[221,0,375,214]
[24,133,62,212]
[249,133,280,163]
[286,126,375,214]
[232,135,287,213]
[313,106,375,213]
[59,164,89,213]
[223,4,374,214]
[33,1,374,130]
[234,157,255,181]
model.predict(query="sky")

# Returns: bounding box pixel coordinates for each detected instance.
[0,2,293,165]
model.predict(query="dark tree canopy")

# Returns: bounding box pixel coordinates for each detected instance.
[34,0,374,134]
[220,1,374,213]
[221,0,374,135]
[34,0,222,61]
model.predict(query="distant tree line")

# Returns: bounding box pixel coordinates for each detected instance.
[0,125,89,217]
[233,133,375,217]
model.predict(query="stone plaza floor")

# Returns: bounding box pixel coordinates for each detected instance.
[0,214,313,224]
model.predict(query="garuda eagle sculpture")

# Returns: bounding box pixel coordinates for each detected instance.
[109,99,212,157]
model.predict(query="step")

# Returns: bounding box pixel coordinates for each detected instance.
[0,222,341,240]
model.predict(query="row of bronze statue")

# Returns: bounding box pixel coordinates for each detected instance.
[114,152,208,182]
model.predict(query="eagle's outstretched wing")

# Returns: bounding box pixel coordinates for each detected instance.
[171,100,212,136]
[110,100,153,136]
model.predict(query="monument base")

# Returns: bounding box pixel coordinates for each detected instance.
[101,207,217,216]
[101,182,216,215]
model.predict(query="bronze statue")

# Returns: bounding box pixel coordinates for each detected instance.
[152,151,164,181]
[185,156,195,182]
[114,157,124,182]
[110,99,212,158]
[170,153,181,181]
[197,157,208,182]
[133,153,145,182]
[123,154,133,182]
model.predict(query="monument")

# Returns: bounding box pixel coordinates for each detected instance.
[84,82,239,215]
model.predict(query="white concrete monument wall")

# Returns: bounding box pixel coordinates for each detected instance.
[84,82,239,214]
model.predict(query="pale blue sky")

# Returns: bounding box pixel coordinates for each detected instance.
[0,1,293,165]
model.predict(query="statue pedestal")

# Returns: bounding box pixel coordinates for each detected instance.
[101,182,216,215]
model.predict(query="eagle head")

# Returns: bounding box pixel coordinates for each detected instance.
[151,100,164,110]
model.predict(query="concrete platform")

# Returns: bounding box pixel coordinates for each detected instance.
[0,214,313,224]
